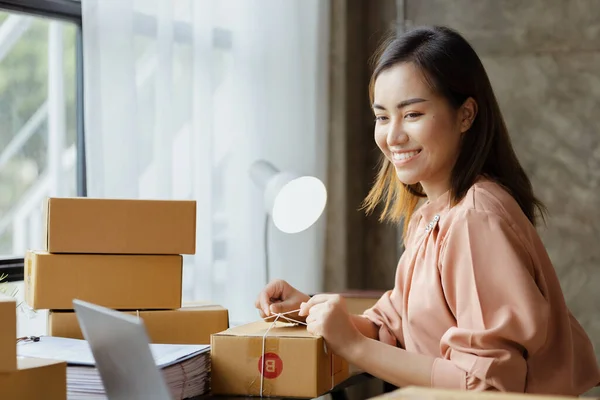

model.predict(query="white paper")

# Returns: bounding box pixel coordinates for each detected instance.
[17,336,209,368]
[17,336,211,400]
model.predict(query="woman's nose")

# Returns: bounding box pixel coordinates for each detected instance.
[387,122,409,147]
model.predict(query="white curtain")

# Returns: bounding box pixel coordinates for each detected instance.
[81,0,330,324]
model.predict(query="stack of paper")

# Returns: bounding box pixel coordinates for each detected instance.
[17,336,210,400]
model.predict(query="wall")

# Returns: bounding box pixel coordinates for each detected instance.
[325,0,399,293]
[401,0,600,394]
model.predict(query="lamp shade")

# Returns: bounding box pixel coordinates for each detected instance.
[250,160,327,234]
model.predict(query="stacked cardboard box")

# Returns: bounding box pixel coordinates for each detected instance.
[25,197,228,345]
[0,293,67,399]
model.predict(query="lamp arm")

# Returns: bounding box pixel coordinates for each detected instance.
[249,160,280,189]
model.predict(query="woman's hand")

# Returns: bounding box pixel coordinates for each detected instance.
[299,294,364,357]
[255,279,311,320]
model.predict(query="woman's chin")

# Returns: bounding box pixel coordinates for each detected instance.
[394,170,420,186]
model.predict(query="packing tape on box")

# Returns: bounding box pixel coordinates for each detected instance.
[259,313,287,396]
[247,330,279,396]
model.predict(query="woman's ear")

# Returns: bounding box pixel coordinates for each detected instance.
[460,97,478,133]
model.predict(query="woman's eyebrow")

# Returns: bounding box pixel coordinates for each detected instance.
[372,98,428,110]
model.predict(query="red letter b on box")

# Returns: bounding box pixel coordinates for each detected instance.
[258,352,283,379]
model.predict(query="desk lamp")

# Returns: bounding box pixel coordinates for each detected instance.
[250,160,327,283]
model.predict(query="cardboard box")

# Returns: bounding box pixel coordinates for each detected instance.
[211,321,349,398]
[369,387,591,400]
[48,304,229,344]
[44,197,196,254]
[0,357,66,400]
[342,290,385,314]
[0,294,16,372]
[312,291,384,315]
[25,251,182,310]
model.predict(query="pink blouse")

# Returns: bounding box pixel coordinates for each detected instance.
[363,177,600,394]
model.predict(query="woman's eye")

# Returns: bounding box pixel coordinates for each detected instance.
[375,116,388,122]
[405,112,422,119]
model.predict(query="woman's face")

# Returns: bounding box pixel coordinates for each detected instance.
[372,62,475,200]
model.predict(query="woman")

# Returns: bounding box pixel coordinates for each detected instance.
[255,26,600,394]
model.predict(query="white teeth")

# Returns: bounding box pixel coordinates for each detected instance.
[392,150,420,161]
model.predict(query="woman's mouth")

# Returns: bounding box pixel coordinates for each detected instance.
[391,149,421,166]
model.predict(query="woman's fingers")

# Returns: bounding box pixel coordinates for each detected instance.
[299,294,335,316]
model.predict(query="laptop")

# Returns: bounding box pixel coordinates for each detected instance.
[73,299,173,400]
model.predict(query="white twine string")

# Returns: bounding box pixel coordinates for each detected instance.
[259,309,337,395]
[263,309,307,326]
[259,309,306,396]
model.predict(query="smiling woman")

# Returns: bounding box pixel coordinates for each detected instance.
[357,26,600,394]
[255,25,600,395]
[363,29,547,239]
[371,62,477,201]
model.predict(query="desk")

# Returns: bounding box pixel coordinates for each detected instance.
[192,372,382,400]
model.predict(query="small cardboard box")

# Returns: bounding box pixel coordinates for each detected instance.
[25,251,182,310]
[44,197,196,254]
[312,291,384,315]
[369,387,591,400]
[48,304,229,344]
[211,321,349,398]
[0,357,66,400]
[0,294,16,372]
[342,290,384,315]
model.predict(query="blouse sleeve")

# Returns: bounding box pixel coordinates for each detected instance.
[433,209,550,392]
[362,288,404,347]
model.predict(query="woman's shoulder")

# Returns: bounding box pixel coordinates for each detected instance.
[440,177,538,262]
[453,177,529,228]
[456,178,525,220]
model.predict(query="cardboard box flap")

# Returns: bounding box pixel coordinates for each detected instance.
[215,321,313,338]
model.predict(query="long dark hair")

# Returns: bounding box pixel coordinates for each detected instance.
[362,26,547,237]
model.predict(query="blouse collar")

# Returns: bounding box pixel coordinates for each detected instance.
[417,188,451,229]
[415,175,489,227]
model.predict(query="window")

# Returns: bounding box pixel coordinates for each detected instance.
[0,11,79,255]
[1,0,330,331]
[0,0,83,336]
